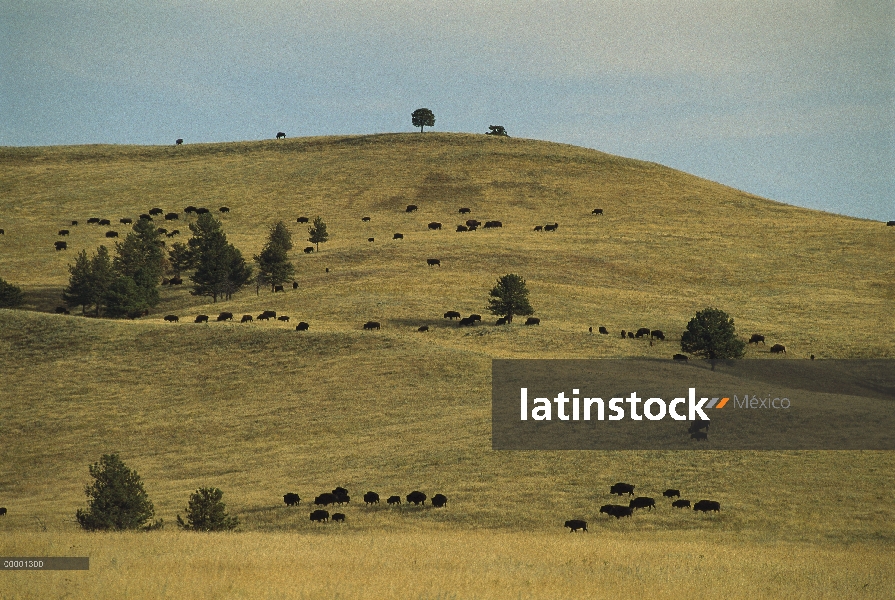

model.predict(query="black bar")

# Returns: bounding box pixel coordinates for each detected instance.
[1,557,89,570]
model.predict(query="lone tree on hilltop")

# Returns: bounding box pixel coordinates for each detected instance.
[412,108,435,133]
[255,221,295,291]
[680,307,746,360]
[487,273,534,323]
[0,276,24,308]
[76,454,159,531]
[308,216,329,252]
[177,487,240,531]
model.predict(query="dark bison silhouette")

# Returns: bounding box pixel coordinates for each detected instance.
[544,223,558,231]
[406,204,418,212]
[274,285,284,293]
[276,132,286,139]
[431,494,447,508]
[194,315,209,323]
[484,220,502,228]
[303,247,314,253]
[363,492,380,506]
[635,327,650,338]
[456,225,468,232]
[295,322,310,331]
[663,489,680,498]
[386,495,401,506]
[629,497,656,511]
[120,218,132,224]
[673,354,688,361]
[363,321,381,331]
[175,139,183,145]
[444,311,461,319]
[87,217,100,224]
[564,519,587,532]
[600,505,633,519]
[331,513,346,523]
[163,315,179,323]
[598,326,608,334]
[465,219,481,228]
[139,214,152,221]
[54,241,67,250]
[219,206,229,213]
[362,216,371,221]
[693,500,720,513]
[749,334,765,344]
[0,507,6,516]
[496,318,508,325]
[459,207,471,214]
[469,314,482,322]
[310,509,329,522]
[691,431,708,441]
[368,237,375,242]
[184,206,197,213]
[417,325,429,332]
[592,208,603,215]
[216,312,233,321]
[165,212,179,221]
[525,317,540,326]
[406,491,427,505]
[458,317,476,327]
[314,493,337,506]
[533,225,543,231]
[58,229,69,236]
[672,499,691,509]
[770,344,786,354]
[277,315,290,322]
[105,231,118,238]
[428,222,442,230]
[610,483,635,496]
[651,330,665,340]
[149,208,163,216]
[688,421,709,433]
[297,216,309,223]
[393,233,403,240]
[241,315,253,323]
[71,220,78,225]
[427,258,441,266]
[887,221,895,226]
[283,493,300,506]
[168,277,182,285]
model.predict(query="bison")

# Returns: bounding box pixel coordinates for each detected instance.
[54,241,67,250]
[241,315,253,323]
[315,493,337,506]
[627,331,634,339]
[431,494,447,508]
[544,223,558,231]
[635,327,651,338]
[362,216,371,222]
[295,322,310,331]
[303,247,314,253]
[417,325,429,332]
[297,216,309,223]
[405,204,418,212]
[184,206,197,214]
[406,491,427,505]
[427,258,441,266]
[458,317,476,327]
[163,315,179,323]
[496,318,507,326]
[564,519,587,532]
[363,321,381,330]
[386,495,401,506]
[629,497,656,511]
[283,493,300,507]
[87,217,100,224]
[465,219,481,228]
[309,509,329,522]
[469,314,482,322]
[693,500,720,513]
[428,222,442,230]
[71,220,78,225]
[887,221,895,226]
[662,489,680,499]
[533,225,543,231]
[165,212,179,221]
[600,505,633,519]
[749,334,765,344]
[459,207,471,214]
[444,311,461,319]
[363,492,380,506]
[293,281,298,289]
[99,219,111,226]
[672,499,691,509]
[610,482,635,496]
[149,208,163,216]
[120,218,133,224]
[592,208,603,215]
[0,507,6,516]
[331,513,346,523]
[274,285,284,292]
[194,315,209,323]
[168,277,183,285]
[276,132,286,139]
[525,317,540,326]
[139,214,153,221]
[216,312,233,321]
[598,326,608,334]
[484,220,502,228]
[104,230,118,238]
[770,344,786,354]
[650,330,665,340]
[277,316,290,322]
[456,225,468,232]
[175,138,183,145]
[219,206,229,213]
[58,229,69,236]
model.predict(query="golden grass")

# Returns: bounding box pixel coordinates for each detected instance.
[0,134,893,598]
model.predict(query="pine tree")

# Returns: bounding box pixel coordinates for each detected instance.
[680,307,746,360]
[113,219,164,309]
[62,250,93,314]
[308,216,328,252]
[188,213,252,302]
[0,276,24,308]
[177,487,239,531]
[89,245,115,317]
[487,274,534,322]
[76,454,157,531]
[167,242,195,278]
[254,221,295,291]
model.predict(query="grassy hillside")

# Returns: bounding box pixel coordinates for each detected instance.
[1,134,893,598]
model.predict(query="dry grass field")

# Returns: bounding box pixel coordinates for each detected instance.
[1,133,893,598]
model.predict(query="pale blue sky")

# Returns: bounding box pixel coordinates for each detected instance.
[2,1,892,220]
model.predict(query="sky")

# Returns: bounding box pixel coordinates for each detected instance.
[2,1,892,221]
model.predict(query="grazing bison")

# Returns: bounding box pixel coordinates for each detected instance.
[469,314,482,322]
[194,315,209,323]
[592,208,603,215]
[164,315,179,323]
[139,214,153,221]
[195,208,209,214]
[71,220,78,225]
[456,225,468,232]
[673,353,689,361]
[276,132,286,139]
[362,216,371,222]
[168,277,183,285]
[417,325,429,332]
[693,500,720,513]
[431,494,447,508]
[175,138,183,145]
[293,281,298,289]
[297,216,309,223]
[600,505,633,519]
[274,285,284,292]
[295,322,310,331]
[184,206,197,214]
[465,219,481,228]
[458,317,476,327]
[627,331,634,339]
[277,315,290,322]
[690,431,708,441]
[887,221,895,226]
[770,344,786,354]
[99,219,111,226]
[496,318,507,326]
[258,310,277,320]
[621,330,627,338]
[525,317,540,326]
[635,327,651,338]
[58,229,70,236]
[629,497,656,511]
[650,330,665,340]
[749,334,765,344]
[309,509,329,522]
[363,321,381,330]
[332,513,346,523]
[87,217,100,224]
[544,223,558,231]
[219,206,229,213]
[157,228,168,235]
[241,315,253,323]
[165,212,179,221]
[315,493,337,506]
[428,222,442,230]
[216,312,233,321]
[363,492,380,506]
[393,233,404,240]
[663,489,680,499]
[0,507,6,516]
[303,247,314,253]
[283,493,300,507]
[386,495,401,506]
[443,311,461,320]
[54,241,67,250]
[149,208,163,216]
[459,207,471,214]
[104,230,118,238]
[610,483,635,496]
[426,258,441,266]
[564,519,587,532]
[672,499,691,509]
[598,326,608,334]
[368,237,375,242]
[406,204,418,212]
[533,225,543,231]
[484,220,502,228]
[406,491,427,505]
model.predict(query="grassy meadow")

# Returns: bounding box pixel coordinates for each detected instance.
[0,133,893,598]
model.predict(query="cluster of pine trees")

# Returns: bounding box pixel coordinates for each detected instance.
[62,213,318,316]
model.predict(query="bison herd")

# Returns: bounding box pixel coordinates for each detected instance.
[281,487,448,525]
[566,482,721,531]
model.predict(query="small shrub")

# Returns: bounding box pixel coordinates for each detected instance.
[0,277,24,308]
[177,487,239,531]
